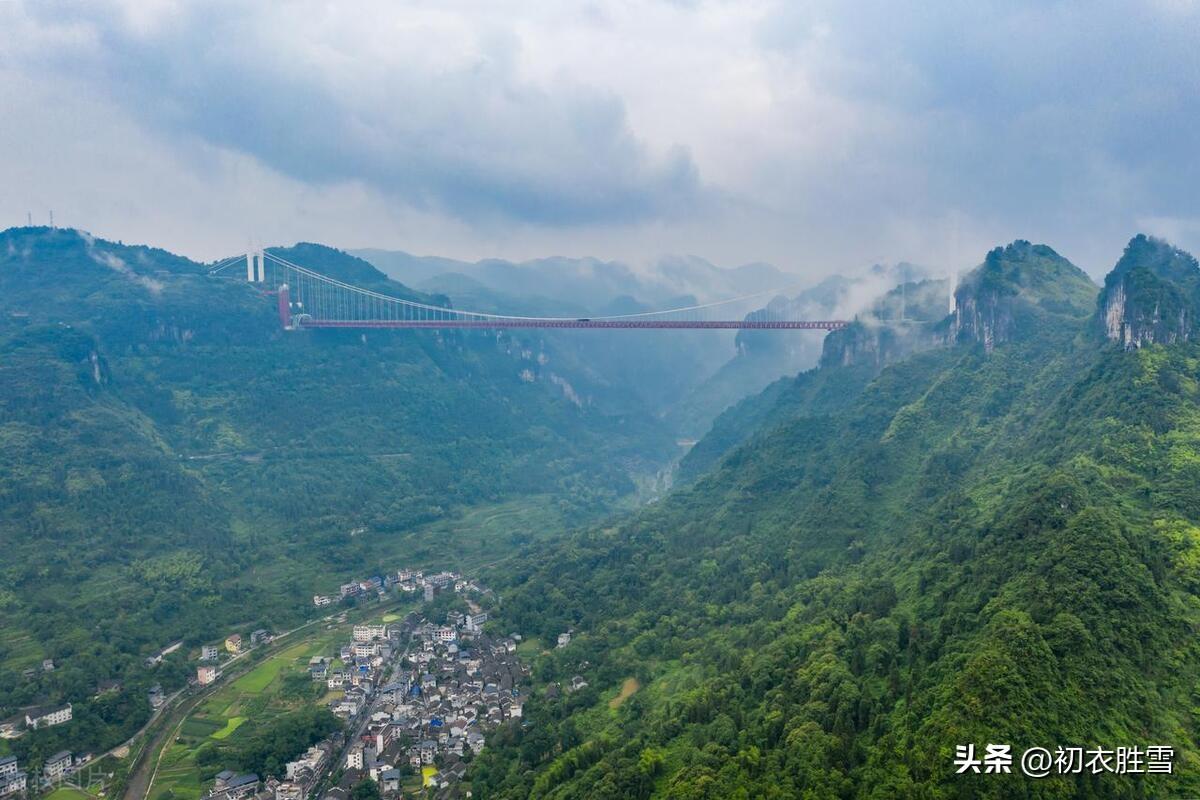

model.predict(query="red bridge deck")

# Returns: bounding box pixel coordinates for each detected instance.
[296,319,849,330]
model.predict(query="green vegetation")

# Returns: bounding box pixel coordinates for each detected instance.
[0,226,672,757]
[1097,234,1200,346]
[223,707,340,778]
[352,778,382,800]
[45,787,97,800]
[146,611,378,800]
[11,225,1200,798]
[608,678,640,710]
[470,240,1200,798]
[209,717,246,740]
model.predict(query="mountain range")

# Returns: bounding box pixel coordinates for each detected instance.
[469,234,1200,798]
[6,227,1200,797]
[0,227,678,763]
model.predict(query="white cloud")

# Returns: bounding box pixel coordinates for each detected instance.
[0,0,1197,274]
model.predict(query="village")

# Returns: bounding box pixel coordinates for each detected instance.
[0,705,87,796]
[198,567,530,800]
[0,565,553,800]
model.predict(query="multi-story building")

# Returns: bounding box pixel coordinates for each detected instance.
[372,723,397,753]
[0,759,26,798]
[43,751,72,780]
[207,772,259,800]
[352,624,387,642]
[25,703,72,729]
[274,782,305,800]
[197,665,218,686]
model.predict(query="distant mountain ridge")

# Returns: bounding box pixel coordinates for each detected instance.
[472,234,1200,797]
[351,248,800,313]
[681,240,1097,479]
[353,248,821,431]
[666,263,935,438]
[0,226,676,764]
[355,246,945,440]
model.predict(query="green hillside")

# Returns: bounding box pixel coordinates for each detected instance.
[471,238,1200,798]
[0,227,672,759]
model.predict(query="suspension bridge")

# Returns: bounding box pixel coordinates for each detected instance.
[210,250,849,331]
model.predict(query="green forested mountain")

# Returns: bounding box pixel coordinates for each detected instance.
[8,228,1200,797]
[678,276,948,481]
[1098,234,1200,348]
[471,237,1200,798]
[680,242,1092,481]
[0,227,671,757]
[390,250,941,443]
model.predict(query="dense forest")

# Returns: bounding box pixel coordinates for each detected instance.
[7,228,1200,797]
[0,227,672,759]
[470,237,1200,798]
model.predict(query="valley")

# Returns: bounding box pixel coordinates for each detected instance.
[4,7,1197,799]
[5,229,1200,800]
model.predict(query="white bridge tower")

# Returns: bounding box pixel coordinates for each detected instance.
[245,249,266,282]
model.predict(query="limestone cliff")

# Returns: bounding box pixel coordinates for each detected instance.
[1097,235,1200,349]
[820,278,949,368]
[950,241,1095,352]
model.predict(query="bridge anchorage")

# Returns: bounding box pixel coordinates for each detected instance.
[210,250,849,332]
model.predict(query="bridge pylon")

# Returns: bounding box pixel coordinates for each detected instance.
[277,283,292,329]
[246,249,266,282]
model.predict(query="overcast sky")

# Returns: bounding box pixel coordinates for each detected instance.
[1,0,1198,278]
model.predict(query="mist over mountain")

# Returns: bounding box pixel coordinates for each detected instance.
[352,249,800,312]
[0,227,678,764]
[669,263,937,438]
[5,4,1200,798]
[356,248,941,440]
[471,235,1200,797]
[7,225,1200,799]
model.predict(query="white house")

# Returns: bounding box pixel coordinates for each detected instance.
[43,751,72,780]
[25,704,72,729]
[0,759,26,798]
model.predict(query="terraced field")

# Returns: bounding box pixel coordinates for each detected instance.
[146,606,403,800]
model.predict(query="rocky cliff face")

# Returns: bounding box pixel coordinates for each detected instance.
[820,278,950,368]
[950,282,1016,353]
[1097,235,1200,349]
[949,241,1096,352]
